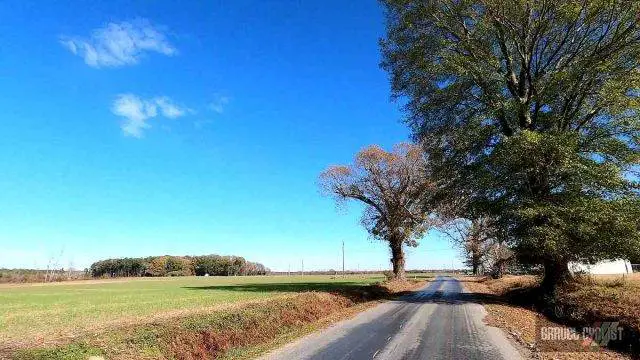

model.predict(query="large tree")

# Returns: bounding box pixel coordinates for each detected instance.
[381,0,640,292]
[319,143,433,279]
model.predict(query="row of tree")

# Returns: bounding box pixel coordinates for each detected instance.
[321,0,640,295]
[90,255,269,277]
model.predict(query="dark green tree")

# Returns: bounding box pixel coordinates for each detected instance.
[381,0,640,292]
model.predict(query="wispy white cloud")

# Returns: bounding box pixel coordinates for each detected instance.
[112,94,189,137]
[61,19,176,68]
[155,96,190,118]
[208,94,230,114]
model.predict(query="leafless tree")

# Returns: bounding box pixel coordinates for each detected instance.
[319,143,433,279]
[441,217,513,277]
[484,240,513,279]
[441,218,492,275]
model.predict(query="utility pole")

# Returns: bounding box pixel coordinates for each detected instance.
[342,240,345,277]
[301,259,304,277]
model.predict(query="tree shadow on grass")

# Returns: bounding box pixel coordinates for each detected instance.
[183,273,439,295]
[183,281,436,303]
[182,282,376,294]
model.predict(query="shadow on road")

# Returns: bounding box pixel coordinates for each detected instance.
[397,289,517,306]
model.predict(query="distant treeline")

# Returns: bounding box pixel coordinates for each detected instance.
[90,255,269,278]
[0,268,88,284]
[269,269,467,276]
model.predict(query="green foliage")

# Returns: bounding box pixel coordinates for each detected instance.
[129,328,164,358]
[191,255,267,276]
[381,0,640,283]
[14,342,103,360]
[89,257,149,277]
[486,131,640,264]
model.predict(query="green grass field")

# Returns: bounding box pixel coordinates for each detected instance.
[0,275,386,349]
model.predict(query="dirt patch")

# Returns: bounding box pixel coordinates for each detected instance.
[460,276,633,360]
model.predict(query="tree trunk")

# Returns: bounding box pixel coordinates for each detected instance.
[390,241,406,280]
[542,258,571,295]
[471,251,481,275]
[494,259,505,279]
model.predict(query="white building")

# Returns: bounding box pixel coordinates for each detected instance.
[569,259,633,275]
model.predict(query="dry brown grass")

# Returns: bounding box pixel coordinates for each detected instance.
[375,278,425,294]
[460,275,634,360]
[460,277,541,345]
[560,274,640,348]
[469,275,541,295]
[164,292,356,360]
[590,273,640,284]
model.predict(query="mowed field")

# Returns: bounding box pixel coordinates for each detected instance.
[0,274,386,349]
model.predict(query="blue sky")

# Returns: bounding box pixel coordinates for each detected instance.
[0,0,460,271]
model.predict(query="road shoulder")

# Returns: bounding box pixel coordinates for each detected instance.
[459,276,631,360]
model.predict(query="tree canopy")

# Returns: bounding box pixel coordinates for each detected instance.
[381,0,640,290]
[89,255,269,278]
[319,143,433,278]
